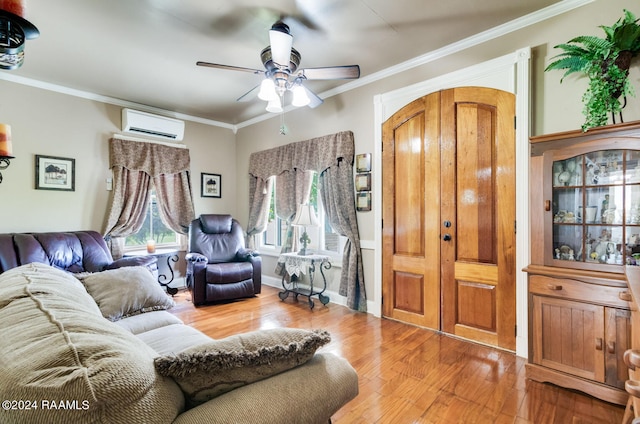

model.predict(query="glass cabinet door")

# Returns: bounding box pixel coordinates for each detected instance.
[551,149,640,268]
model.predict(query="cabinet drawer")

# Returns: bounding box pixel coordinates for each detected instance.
[530,275,630,309]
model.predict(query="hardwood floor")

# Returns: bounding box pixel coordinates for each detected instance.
[169,286,625,424]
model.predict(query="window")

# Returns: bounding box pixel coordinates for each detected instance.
[261,172,346,255]
[125,187,177,249]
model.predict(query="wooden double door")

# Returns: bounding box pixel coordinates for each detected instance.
[382,87,516,351]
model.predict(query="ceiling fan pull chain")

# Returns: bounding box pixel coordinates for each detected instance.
[279,109,288,135]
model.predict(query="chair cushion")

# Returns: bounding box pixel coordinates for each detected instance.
[205,262,253,284]
[154,328,331,408]
[200,214,232,234]
[189,215,246,263]
[205,279,255,301]
[115,310,184,335]
[137,324,213,355]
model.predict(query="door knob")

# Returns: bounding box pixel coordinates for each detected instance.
[443,234,452,241]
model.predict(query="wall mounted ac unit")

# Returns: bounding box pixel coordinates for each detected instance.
[121,108,185,141]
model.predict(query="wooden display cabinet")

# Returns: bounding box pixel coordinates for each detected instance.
[526,122,640,405]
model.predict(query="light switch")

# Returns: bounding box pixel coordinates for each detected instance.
[106,178,113,191]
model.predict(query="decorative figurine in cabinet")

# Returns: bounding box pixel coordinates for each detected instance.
[546,148,640,271]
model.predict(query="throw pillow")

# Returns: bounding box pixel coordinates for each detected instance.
[78,266,175,321]
[154,328,331,407]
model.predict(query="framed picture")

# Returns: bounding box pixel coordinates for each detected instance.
[356,192,371,212]
[35,155,75,191]
[355,173,371,192]
[201,173,221,198]
[356,153,371,172]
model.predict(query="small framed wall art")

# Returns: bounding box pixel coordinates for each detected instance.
[355,153,371,173]
[355,173,371,192]
[356,192,371,212]
[35,155,75,191]
[201,173,221,198]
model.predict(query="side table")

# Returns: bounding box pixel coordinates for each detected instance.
[124,248,179,295]
[277,252,331,310]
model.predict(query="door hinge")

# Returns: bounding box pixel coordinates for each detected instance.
[515,325,517,337]
[514,116,517,129]
[514,220,517,234]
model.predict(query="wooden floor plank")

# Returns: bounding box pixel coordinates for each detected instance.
[169,286,626,423]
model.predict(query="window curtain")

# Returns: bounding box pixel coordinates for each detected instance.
[246,177,273,249]
[319,162,367,311]
[104,137,195,258]
[103,167,152,258]
[273,169,313,276]
[248,131,366,311]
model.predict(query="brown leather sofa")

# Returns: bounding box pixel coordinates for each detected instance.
[0,231,156,274]
[186,215,261,305]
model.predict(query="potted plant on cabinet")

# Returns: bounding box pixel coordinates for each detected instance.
[545,9,640,130]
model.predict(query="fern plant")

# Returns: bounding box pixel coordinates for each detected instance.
[545,9,640,130]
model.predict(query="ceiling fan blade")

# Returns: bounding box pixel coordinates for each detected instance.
[298,65,360,80]
[237,84,260,102]
[196,61,264,75]
[269,22,293,66]
[303,85,324,109]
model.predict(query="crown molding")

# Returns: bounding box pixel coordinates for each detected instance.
[0,0,594,132]
[236,0,593,129]
[0,72,237,131]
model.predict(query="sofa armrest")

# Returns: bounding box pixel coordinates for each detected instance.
[185,253,208,305]
[236,248,259,260]
[185,253,208,263]
[171,353,358,424]
[103,255,157,271]
[248,254,261,294]
[236,249,261,294]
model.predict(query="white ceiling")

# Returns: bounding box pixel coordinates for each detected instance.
[6,0,564,126]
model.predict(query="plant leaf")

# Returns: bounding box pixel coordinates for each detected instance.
[613,24,640,52]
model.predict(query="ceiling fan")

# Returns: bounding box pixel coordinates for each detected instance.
[197,20,360,113]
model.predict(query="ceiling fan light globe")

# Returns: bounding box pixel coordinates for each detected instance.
[258,78,277,101]
[266,98,283,113]
[291,85,310,107]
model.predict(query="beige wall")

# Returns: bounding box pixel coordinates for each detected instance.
[2,0,639,303]
[0,81,237,234]
[234,0,640,300]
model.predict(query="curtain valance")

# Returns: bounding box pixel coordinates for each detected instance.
[248,131,354,181]
[104,137,195,258]
[110,138,190,176]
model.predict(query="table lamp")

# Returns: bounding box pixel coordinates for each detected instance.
[291,203,319,255]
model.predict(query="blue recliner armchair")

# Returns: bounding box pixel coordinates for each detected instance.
[186,214,261,305]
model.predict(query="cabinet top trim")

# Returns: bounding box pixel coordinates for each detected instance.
[530,121,640,157]
[531,120,640,145]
